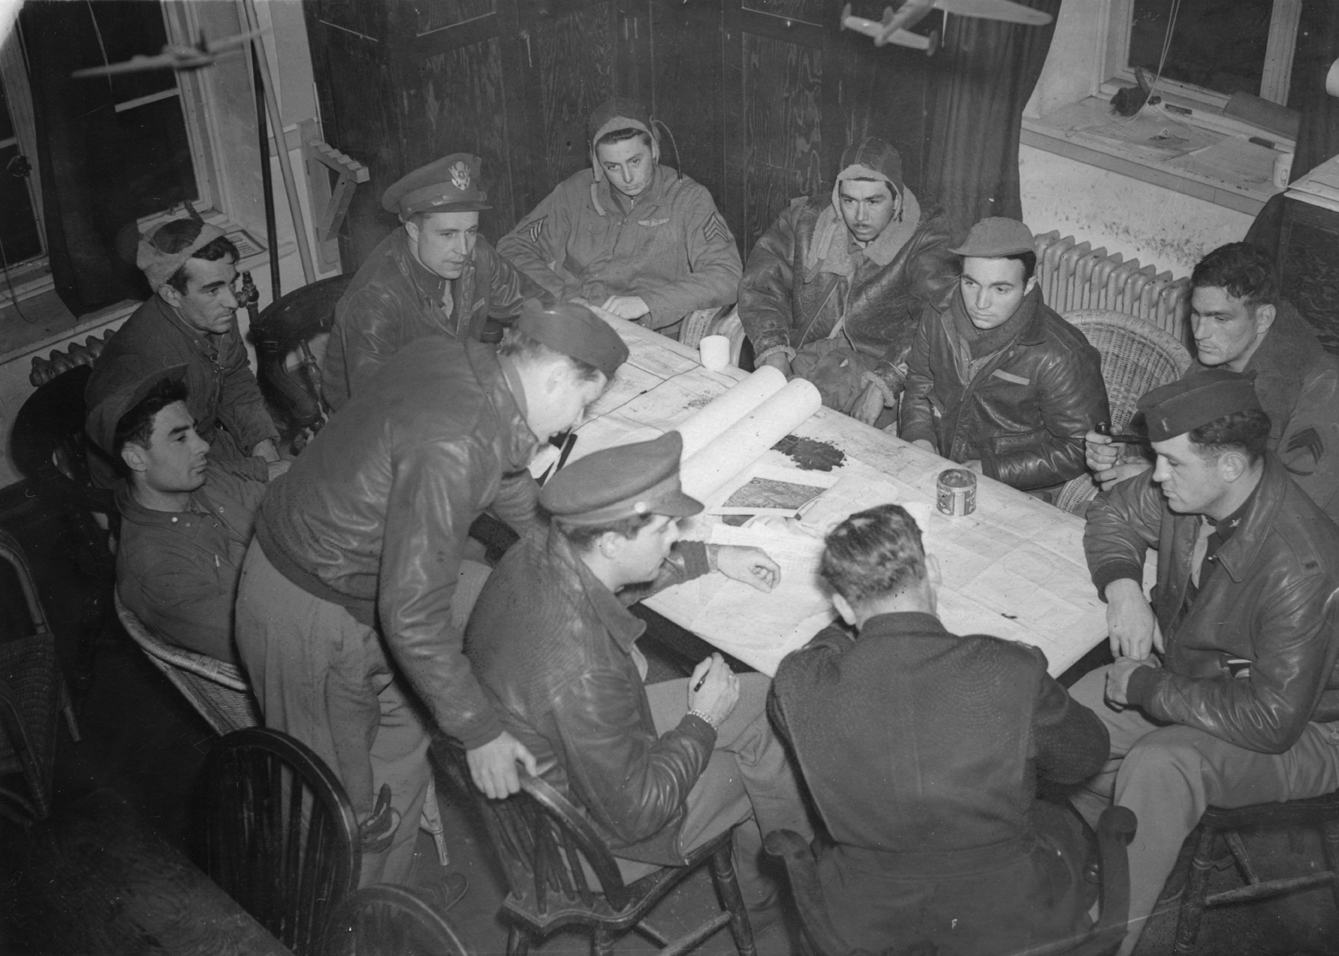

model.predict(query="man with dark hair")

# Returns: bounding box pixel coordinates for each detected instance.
[1078,368,1339,956]
[467,431,810,936]
[236,301,629,888]
[770,504,1108,955]
[87,217,282,487]
[738,137,956,425]
[1087,241,1339,519]
[85,361,267,666]
[900,216,1109,495]
[322,153,543,410]
[498,98,741,336]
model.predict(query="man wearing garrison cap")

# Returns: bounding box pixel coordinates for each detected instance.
[1077,368,1339,955]
[739,136,956,425]
[86,217,282,487]
[237,302,628,889]
[322,152,544,410]
[900,216,1108,496]
[467,431,811,938]
[498,97,741,336]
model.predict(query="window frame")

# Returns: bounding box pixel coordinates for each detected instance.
[1103,0,1302,108]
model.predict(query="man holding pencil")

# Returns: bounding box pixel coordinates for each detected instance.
[465,431,811,936]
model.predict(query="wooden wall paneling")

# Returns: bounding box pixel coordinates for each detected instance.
[740,0,827,27]
[647,0,727,219]
[303,2,403,270]
[528,0,619,191]
[725,11,824,255]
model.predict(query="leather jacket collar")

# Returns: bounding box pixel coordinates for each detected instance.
[545,527,647,653]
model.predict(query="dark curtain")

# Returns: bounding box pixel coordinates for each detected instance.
[19,1,148,316]
[1246,0,1338,249]
[922,0,1063,240]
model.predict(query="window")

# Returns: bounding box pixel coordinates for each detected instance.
[1106,0,1302,107]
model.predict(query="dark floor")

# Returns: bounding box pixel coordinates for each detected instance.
[1,480,1337,955]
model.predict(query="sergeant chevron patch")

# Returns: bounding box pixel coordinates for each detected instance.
[703,212,731,244]
[526,217,545,243]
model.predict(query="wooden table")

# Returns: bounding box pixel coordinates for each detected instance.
[564,316,1130,679]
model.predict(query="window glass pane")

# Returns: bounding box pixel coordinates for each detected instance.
[1130,0,1274,97]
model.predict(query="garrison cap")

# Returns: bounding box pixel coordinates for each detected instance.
[836,137,904,197]
[541,431,702,527]
[86,360,189,456]
[382,153,490,218]
[951,217,1035,258]
[1137,368,1264,442]
[515,299,629,380]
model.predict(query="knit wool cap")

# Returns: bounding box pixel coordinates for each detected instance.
[541,431,702,527]
[137,220,227,291]
[588,97,655,146]
[950,217,1035,258]
[1137,368,1263,442]
[515,299,630,380]
[86,361,189,456]
[382,153,491,218]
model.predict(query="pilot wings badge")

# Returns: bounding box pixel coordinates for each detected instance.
[449,161,471,191]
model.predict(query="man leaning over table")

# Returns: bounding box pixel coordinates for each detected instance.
[466,431,813,940]
[770,503,1108,956]
[235,301,629,890]
[899,216,1108,499]
[1075,368,1339,956]
[498,97,741,338]
[738,136,956,426]
[1086,241,1339,520]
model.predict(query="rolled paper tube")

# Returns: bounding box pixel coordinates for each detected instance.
[699,334,731,370]
[675,365,787,461]
[1328,57,1339,98]
[680,376,823,503]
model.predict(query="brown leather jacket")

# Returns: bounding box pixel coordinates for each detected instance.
[466,529,716,866]
[322,229,543,410]
[1085,454,1339,752]
[256,338,543,748]
[738,189,957,391]
[899,286,1108,490]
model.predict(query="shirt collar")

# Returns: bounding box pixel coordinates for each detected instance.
[116,478,215,527]
[395,228,452,303]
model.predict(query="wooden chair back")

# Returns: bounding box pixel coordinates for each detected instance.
[324,884,476,956]
[202,727,361,956]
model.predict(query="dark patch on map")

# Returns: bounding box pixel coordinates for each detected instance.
[1001,613,1018,620]
[771,435,845,471]
[687,396,715,409]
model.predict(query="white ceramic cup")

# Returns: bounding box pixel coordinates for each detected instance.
[699,334,731,370]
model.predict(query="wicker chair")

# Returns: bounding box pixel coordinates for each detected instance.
[114,590,260,735]
[1056,309,1193,514]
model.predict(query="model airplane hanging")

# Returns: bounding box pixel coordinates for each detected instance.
[841,0,1052,54]
[71,29,264,78]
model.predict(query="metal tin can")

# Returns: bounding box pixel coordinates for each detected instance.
[936,467,977,516]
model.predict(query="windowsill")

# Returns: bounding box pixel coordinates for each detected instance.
[1022,95,1288,217]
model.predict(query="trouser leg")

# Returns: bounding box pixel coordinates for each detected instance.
[1067,666,1166,829]
[362,675,432,886]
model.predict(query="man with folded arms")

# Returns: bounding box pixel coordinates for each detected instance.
[467,432,811,936]
[1077,369,1339,955]
[236,301,628,888]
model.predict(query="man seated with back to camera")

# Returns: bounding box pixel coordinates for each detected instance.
[769,503,1109,956]
[466,432,813,939]
[899,216,1108,499]
[85,360,267,667]
[1085,242,1339,520]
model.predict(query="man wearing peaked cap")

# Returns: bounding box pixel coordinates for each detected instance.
[899,215,1109,497]
[498,98,740,337]
[322,152,546,410]
[467,431,812,938]
[1077,367,1339,955]
[236,301,627,891]
[739,136,957,426]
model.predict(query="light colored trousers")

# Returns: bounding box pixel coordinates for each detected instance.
[1069,666,1339,956]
